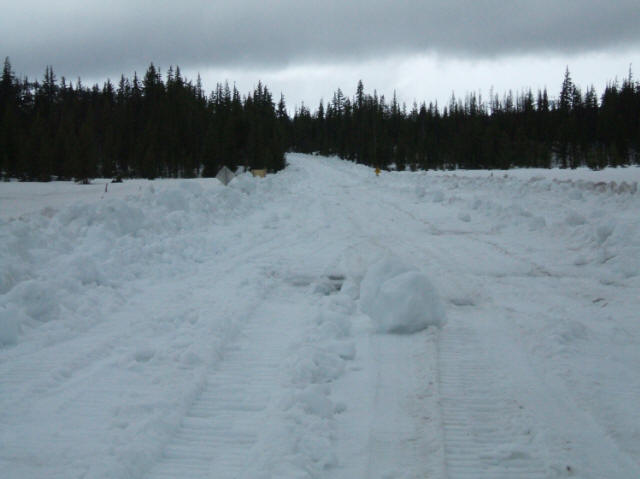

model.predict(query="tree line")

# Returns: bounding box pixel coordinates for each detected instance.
[291,69,640,170]
[0,58,287,181]
[1,58,639,181]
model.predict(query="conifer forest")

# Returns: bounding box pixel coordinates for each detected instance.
[1,57,639,181]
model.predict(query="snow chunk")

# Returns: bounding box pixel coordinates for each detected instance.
[315,310,351,339]
[291,346,346,385]
[359,256,414,314]
[371,271,446,333]
[296,385,335,419]
[361,257,446,334]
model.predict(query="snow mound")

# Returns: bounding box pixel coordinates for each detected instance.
[359,256,414,311]
[315,309,352,338]
[361,257,446,333]
[296,384,335,419]
[291,346,346,385]
[0,179,257,345]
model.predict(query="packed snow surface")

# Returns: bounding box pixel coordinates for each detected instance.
[1,156,640,478]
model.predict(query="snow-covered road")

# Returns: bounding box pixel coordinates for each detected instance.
[1,154,639,478]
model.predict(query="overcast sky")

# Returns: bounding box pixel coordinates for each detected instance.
[2,1,640,110]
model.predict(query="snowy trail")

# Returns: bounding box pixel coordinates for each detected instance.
[2,155,640,478]
[147,296,303,478]
[373,185,639,477]
[362,332,440,479]
[300,156,640,478]
[439,321,547,478]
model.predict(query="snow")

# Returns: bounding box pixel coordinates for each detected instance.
[360,257,446,333]
[0,307,21,345]
[359,255,414,314]
[1,156,640,478]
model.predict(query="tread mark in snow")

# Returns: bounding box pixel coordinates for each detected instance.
[439,325,547,478]
[146,311,284,479]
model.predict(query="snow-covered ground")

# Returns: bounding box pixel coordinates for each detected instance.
[1,155,639,478]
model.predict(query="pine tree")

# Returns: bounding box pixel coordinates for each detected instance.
[559,67,573,113]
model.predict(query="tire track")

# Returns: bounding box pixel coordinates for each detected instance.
[145,296,296,479]
[363,332,441,479]
[439,323,547,478]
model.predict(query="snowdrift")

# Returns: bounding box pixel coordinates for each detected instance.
[0,174,271,346]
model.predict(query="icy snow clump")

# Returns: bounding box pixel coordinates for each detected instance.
[360,256,446,333]
[359,256,414,311]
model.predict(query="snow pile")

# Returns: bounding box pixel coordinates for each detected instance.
[291,344,346,386]
[0,177,275,345]
[360,256,446,333]
[267,288,358,476]
[399,166,640,283]
[359,255,413,308]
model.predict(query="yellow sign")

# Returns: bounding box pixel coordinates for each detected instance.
[375,167,381,176]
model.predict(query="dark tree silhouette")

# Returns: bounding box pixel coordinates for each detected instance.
[1,60,639,181]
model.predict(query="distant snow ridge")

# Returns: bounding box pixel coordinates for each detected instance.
[360,256,446,333]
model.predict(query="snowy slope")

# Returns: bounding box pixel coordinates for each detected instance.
[1,155,639,478]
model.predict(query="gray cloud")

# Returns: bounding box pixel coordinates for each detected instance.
[2,0,640,79]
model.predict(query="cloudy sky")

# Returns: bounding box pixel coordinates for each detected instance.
[2,1,640,111]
